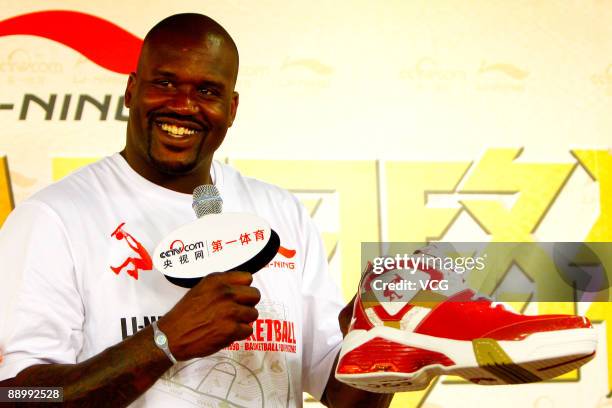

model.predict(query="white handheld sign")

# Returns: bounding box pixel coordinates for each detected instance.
[153,212,280,288]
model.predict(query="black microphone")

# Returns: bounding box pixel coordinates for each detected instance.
[153,185,280,288]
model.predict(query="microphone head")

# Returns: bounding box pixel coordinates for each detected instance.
[192,184,222,218]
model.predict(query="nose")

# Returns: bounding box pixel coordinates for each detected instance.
[166,85,199,114]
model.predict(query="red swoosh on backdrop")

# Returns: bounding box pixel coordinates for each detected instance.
[0,10,143,74]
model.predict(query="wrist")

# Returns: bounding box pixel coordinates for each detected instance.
[151,321,178,364]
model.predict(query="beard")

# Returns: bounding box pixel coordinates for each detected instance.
[145,123,206,175]
[148,149,200,175]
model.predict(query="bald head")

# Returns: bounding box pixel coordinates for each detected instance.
[137,13,239,81]
[123,12,241,185]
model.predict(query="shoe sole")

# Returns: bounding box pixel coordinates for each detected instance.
[335,327,597,393]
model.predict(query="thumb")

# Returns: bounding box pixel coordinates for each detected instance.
[338,294,357,337]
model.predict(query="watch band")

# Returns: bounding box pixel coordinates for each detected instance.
[151,321,178,364]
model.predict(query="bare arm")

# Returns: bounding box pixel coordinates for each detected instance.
[320,296,393,408]
[0,271,260,407]
[0,324,170,407]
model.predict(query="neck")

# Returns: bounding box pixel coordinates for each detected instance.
[120,150,213,194]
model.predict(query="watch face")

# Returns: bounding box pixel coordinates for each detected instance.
[155,334,167,346]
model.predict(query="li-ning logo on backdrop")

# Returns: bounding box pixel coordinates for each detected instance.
[159,239,205,259]
[0,11,142,122]
[0,11,142,74]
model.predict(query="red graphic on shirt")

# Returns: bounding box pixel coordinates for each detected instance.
[223,318,297,353]
[0,11,142,74]
[110,223,152,280]
[277,246,296,258]
[266,245,296,270]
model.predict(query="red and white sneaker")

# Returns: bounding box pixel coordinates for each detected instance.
[335,249,597,393]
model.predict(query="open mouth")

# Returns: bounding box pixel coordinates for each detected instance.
[154,120,203,139]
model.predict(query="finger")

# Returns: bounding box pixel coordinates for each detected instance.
[339,294,357,336]
[194,271,253,292]
[231,304,259,323]
[230,285,261,306]
[215,270,254,286]
[233,322,254,340]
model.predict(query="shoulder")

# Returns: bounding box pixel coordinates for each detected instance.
[216,161,304,214]
[25,156,117,211]
[6,156,123,240]
[214,161,318,252]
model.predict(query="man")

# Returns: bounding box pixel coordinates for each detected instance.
[0,13,391,407]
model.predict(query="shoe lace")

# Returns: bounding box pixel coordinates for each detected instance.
[469,293,510,310]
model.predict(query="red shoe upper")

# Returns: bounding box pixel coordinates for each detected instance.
[413,290,591,340]
[351,259,592,341]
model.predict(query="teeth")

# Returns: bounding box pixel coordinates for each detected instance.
[159,122,197,136]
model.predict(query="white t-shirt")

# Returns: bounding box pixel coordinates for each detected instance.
[0,154,344,407]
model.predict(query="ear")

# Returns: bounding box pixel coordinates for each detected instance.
[228,91,239,127]
[124,72,137,108]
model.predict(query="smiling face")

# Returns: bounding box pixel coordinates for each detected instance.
[123,28,238,190]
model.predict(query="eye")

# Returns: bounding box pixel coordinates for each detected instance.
[198,86,220,97]
[153,79,173,88]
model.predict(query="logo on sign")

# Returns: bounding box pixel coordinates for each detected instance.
[159,239,205,258]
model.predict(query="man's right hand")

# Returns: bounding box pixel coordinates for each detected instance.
[0,271,261,407]
[156,271,260,361]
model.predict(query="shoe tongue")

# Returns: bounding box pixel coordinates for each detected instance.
[414,246,470,296]
[367,251,470,314]
[415,246,461,278]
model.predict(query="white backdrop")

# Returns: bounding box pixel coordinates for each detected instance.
[1,2,611,407]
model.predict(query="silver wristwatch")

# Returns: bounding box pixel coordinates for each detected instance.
[151,321,178,364]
